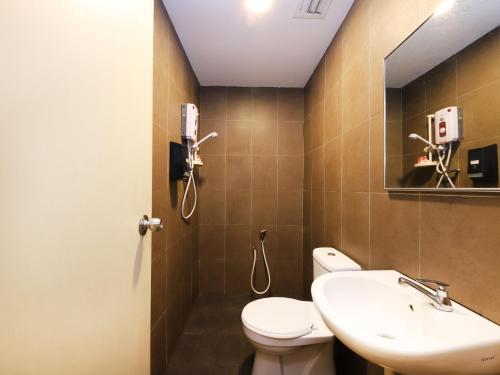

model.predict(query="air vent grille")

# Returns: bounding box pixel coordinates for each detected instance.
[293,0,332,19]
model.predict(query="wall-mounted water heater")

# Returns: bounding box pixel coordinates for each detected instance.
[434,106,463,145]
[181,103,199,142]
[177,103,218,220]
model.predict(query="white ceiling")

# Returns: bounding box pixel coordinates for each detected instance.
[385,0,500,88]
[163,0,354,87]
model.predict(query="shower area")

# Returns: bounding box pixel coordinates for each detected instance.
[163,86,305,374]
[150,4,305,374]
[196,86,305,299]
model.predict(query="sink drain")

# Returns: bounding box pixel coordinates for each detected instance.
[377,332,396,340]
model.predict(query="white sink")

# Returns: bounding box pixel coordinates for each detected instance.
[311,270,500,375]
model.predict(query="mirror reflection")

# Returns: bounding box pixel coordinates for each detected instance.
[384,0,500,190]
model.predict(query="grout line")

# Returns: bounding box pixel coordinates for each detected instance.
[322,60,327,248]
[151,309,167,332]
[418,194,421,278]
[367,0,372,270]
[339,27,344,250]
[223,87,228,295]
[250,89,254,291]
[275,89,279,294]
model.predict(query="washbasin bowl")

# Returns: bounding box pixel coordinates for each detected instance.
[311,270,500,375]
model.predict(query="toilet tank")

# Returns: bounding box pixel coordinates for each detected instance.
[312,247,361,279]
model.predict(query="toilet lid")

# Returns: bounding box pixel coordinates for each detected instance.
[241,297,313,339]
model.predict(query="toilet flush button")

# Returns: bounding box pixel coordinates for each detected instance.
[327,252,336,256]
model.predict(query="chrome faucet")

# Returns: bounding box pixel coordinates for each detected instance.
[398,277,453,312]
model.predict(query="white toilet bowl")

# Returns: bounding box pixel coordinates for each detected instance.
[241,247,362,375]
[242,297,335,375]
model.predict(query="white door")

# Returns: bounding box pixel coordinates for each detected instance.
[0,1,154,374]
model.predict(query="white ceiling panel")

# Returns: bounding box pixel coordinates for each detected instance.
[163,0,354,87]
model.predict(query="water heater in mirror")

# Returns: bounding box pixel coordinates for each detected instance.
[434,107,463,145]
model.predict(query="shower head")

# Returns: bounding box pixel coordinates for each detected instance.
[259,229,267,241]
[192,132,218,149]
[408,133,436,149]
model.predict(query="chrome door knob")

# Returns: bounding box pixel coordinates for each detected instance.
[138,215,163,235]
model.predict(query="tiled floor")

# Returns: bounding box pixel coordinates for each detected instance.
[166,294,384,375]
[166,294,255,375]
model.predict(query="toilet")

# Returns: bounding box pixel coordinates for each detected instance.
[241,247,361,375]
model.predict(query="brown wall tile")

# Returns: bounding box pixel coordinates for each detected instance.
[200,258,225,294]
[325,137,342,192]
[199,225,225,260]
[199,87,304,297]
[278,122,304,155]
[252,155,277,190]
[278,190,303,226]
[226,225,252,261]
[226,260,252,294]
[150,315,167,375]
[252,121,277,155]
[325,33,342,92]
[227,87,252,120]
[278,88,304,121]
[199,120,226,155]
[227,155,251,190]
[370,193,419,276]
[457,28,500,96]
[198,155,226,191]
[342,61,369,130]
[252,189,277,227]
[200,86,226,120]
[325,83,342,141]
[420,196,500,322]
[278,155,303,191]
[226,121,251,155]
[324,191,341,249]
[227,190,251,225]
[151,250,167,326]
[152,0,200,364]
[199,190,225,225]
[341,192,369,268]
[311,191,325,249]
[342,123,369,193]
[252,87,278,121]
[276,225,302,260]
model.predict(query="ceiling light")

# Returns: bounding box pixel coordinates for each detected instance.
[434,0,455,16]
[245,0,273,15]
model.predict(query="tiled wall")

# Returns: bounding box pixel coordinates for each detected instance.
[385,88,403,187]
[399,27,500,188]
[303,0,500,328]
[198,87,304,298]
[151,1,200,374]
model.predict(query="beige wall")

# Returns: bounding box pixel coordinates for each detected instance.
[304,0,500,328]
[198,87,304,298]
[399,27,500,188]
[151,1,200,374]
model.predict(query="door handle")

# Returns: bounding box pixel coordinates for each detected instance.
[138,215,163,235]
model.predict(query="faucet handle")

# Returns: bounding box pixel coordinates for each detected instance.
[417,279,449,291]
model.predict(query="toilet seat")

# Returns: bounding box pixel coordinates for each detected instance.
[241,298,333,348]
[242,297,313,339]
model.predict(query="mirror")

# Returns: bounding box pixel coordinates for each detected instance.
[384,0,500,191]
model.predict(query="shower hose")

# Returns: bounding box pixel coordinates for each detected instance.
[250,235,271,295]
[181,165,197,220]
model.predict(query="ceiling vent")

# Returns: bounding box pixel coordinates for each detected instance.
[293,0,332,19]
